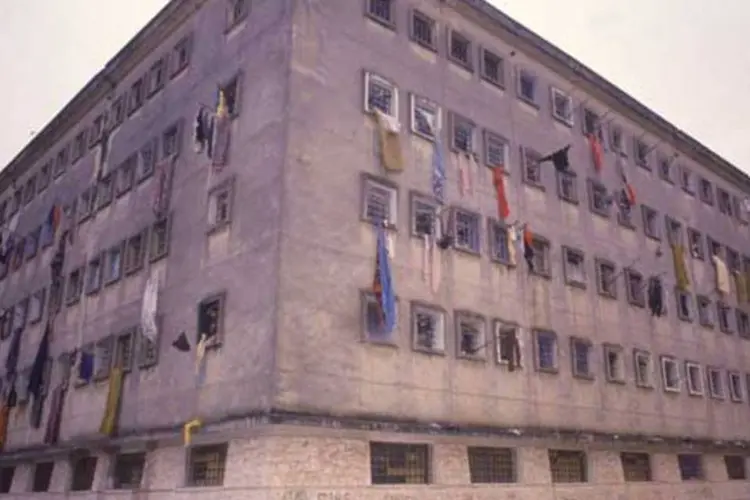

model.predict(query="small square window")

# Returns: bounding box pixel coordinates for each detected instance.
[127,78,145,116]
[588,179,611,217]
[680,166,695,195]
[603,344,625,383]
[685,362,703,396]
[596,259,617,299]
[634,349,653,388]
[410,194,437,238]
[483,131,508,169]
[149,217,171,262]
[699,178,714,205]
[582,109,605,145]
[687,229,704,259]
[557,170,578,204]
[448,30,472,69]
[549,450,586,483]
[105,244,124,284]
[494,321,522,370]
[521,147,543,188]
[86,255,102,294]
[677,454,704,481]
[517,69,537,105]
[562,247,585,287]
[147,58,166,96]
[66,268,83,305]
[456,312,486,359]
[621,452,652,482]
[534,330,557,372]
[617,198,635,229]
[411,303,445,353]
[112,452,145,490]
[125,231,147,275]
[31,462,53,492]
[186,444,228,488]
[665,216,682,245]
[366,0,393,26]
[707,367,724,399]
[529,235,551,277]
[550,88,573,126]
[717,301,733,333]
[116,155,137,196]
[452,208,481,254]
[642,206,660,240]
[658,154,674,183]
[610,126,626,156]
[675,290,692,322]
[364,72,397,117]
[70,456,97,491]
[718,188,733,216]
[468,446,516,484]
[410,95,440,140]
[634,139,650,168]
[450,113,475,154]
[736,309,750,339]
[625,269,645,307]
[197,292,226,345]
[707,237,722,258]
[171,35,193,77]
[660,356,680,392]
[725,456,747,481]
[488,220,511,265]
[362,176,397,227]
[729,371,743,402]
[410,10,435,50]
[570,337,592,379]
[480,49,504,88]
[697,296,713,327]
[208,178,235,232]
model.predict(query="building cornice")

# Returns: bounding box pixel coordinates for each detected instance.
[457,0,750,191]
[0,0,208,194]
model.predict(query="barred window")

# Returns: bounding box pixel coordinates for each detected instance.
[70,456,97,491]
[548,449,587,483]
[677,453,704,481]
[187,444,228,487]
[370,442,429,484]
[467,447,515,483]
[621,452,651,482]
[112,453,146,489]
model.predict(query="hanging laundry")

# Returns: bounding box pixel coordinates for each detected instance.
[152,157,175,217]
[0,404,8,451]
[734,271,748,303]
[212,91,232,169]
[492,167,510,220]
[647,276,664,317]
[539,145,571,172]
[507,224,518,266]
[29,394,44,430]
[43,387,64,445]
[523,226,535,271]
[78,351,94,383]
[713,255,731,296]
[50,236,66,284]
[98,125,111,177]
[183,418,202,447]
[27,322,51,401]
[372,224,396,334]
[587,133,603,172]
[172,332,191,352]
[373,109,404,173]
[141,273,159,342]
[99,367,123,436]
[671,244,690,291]
[47,204,62,238]
[5,328,22,377]
[431,135,446,205]
[193,108,208,153]
[195,334,207,377]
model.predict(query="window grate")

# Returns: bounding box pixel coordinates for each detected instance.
[414,309,440,351]
[549,450,586,483]
[367,0,392,23]
[113,453,146,490]
[449,31,471,66]
[187,444,228,487]
[454,210,479,252]
[571,339,590,376]
[367,78,394,115]
[32,462,53,492]
[411,11,434,48]
[452,118,474,153]
[536,331,556,370]
[677,454,703,480]
[71,456,97,491]
[468,447,515,483]
[370,442,429,484]
[621,452,651,482]
[489,222,509,263]
[481,50,504,86]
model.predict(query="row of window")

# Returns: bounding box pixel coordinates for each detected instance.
[0,32,195,223]
[361,293,750,402]
[363,1,750,224]
[362,178,750,331]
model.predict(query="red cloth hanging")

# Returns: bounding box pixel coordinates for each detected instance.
[588,133,603,172]
[492,167,510,220]
[625,183,636,206]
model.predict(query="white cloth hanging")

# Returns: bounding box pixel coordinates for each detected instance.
[141,273,159,342]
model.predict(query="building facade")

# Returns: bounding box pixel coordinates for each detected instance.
[0,0,747,498]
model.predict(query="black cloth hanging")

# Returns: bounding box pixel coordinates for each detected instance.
[195,109,207,148]
[523,237,535,272]
[172,332,191,352]
[50,237,66,283]
[539,145,571,172]
[648,276,664,317]
[5,328,22,377]
[28,322,51,400]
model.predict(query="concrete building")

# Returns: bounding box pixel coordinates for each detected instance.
[0,0,747,498]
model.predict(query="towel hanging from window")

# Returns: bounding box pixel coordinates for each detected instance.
[523,226,534,271]
[373,109,403,173]
[141,273,159,343]
[431,135,446,205]
[212,91,232,169]
[507,224,520,266]
[647,277,664,317]
[27,322,51,405]
[671,244,690,291]
[713,255,731,296]
[587,134,603,172]
[372,224,397,334]
[99,367,123,437]
[492,167,510,220]
[734,271,748,303]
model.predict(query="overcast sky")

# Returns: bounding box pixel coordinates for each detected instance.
[0,0,747,173]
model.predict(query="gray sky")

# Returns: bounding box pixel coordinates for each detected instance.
[0,1,747,173]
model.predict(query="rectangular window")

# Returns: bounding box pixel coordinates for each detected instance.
[410,94,440,140]
[665,216,682,245]
[661,356,680,392]
[588,179,611,217]
[149,217,171,262]
[625,269,645,307]
[456,312,486,359]
[570,337,592,379]
[483,131,508,169]
[708,367,724,399]
[699,178,714,205]
[162,121,182,159]
[117,154,137,196]
[186,444,228,487]
[677,454,704,481]
[72,130,87,162]
[729,371,743,402]
[621,453,652,482]
[112,452,146,490]
[468,447,515,483]
[452,209,480,253]
[488,220,510,265]
[634,138,650,168]
[197,292,226,345]
[138,327,160,369]
[718,301,733,333]
[737,309,750,339]
[362,292,399,343]
[494,322,521,368]
[96,173,114,210]
[410,194,436,238]
[521,146,542,188]
[634,349,653,388]
[724,456,747,480]
[208,178,235,231]
[681,166,695,195]
[603,344,625,383]
[480,49,504,88]
[529,235,551,277]
[31,462,54,492]
[70,456,97,491]
[718,188,733,215]
[105,243,124,284]
[658,153,674,183]
[93,336,114,381]
[86,255,102,294]
[0,466,14,493]
[688,228,704,259]
[366,0,393,26]
[517,69,537,104]
[582,108,605,144]
[171,34,193,77]
[362,176,397,227]
[364,72,397,117]
[562,247,585,287]
[38,161,52,192]
[411,303,445,353]
[139,138,157,181]
[697,296,713,327]
[450,113,475,153]
[370,442,429,485]
[610,126,625,156]
[125,230,147,275]
[66,268,83,305]
[596,259,617,299]
[548,450,587,483]
[147,58,166,96]
[447,30,472,69]
[410,10,435,50]
[685,362,704,396]
[550,87,573,126]
[534,330,557,372]
[642,205,660,240]
[557,170,578,204]
[128,78,145,115]
[114,330,135,372]
[23,176,36,205]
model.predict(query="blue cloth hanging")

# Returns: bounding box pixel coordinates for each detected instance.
[431,134,446,205]
[78,352,94,383]
[373,225,396,334]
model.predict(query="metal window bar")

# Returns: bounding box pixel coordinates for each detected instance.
[368,0,392,21]
[549,450,586,483]
[368,81,393,115]
[573,342,589,375]
[537,334,556,369]
[468,447,515,483]
[621,452,651,482]
[187,444,228,487]
[412,12,433,47]
[112,453,146,490]
[370,442,429,485]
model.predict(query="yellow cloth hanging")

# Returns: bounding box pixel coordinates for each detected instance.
[735,271,748,303]
[671,244,690,291]
[99,367,123,436]
[373,109,403,173]
[216,90,229,119]
[713,255,731,296]
[183,419,202,447]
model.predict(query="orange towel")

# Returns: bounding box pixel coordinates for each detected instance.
[492,167,510,219]
[588,134,603,172]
